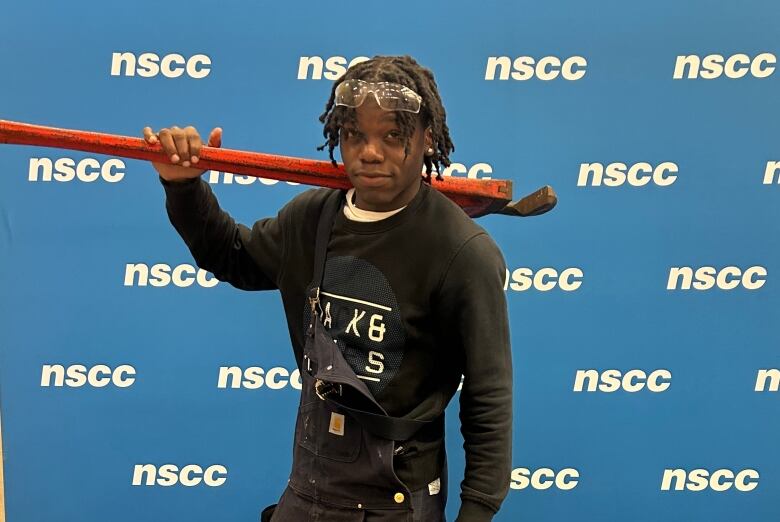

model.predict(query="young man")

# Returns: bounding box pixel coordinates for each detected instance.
[144,55,512,522]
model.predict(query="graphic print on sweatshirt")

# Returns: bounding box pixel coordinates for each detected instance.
[302,256,405,395]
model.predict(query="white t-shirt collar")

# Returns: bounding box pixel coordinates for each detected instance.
[343,187,407,222]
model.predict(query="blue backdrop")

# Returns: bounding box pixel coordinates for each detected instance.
[1,1,778,521]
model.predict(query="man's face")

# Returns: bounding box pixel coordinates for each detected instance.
[339,95,432,212]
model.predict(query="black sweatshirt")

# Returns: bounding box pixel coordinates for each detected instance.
[160,175,513,521]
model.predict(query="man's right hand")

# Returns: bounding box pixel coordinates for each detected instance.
[142,125,222,182]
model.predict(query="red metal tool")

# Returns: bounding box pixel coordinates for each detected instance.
[0,119,556,218]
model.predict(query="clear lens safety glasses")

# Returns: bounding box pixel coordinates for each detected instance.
[334,79,422,113]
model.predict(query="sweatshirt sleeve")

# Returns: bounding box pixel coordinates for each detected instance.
[159,175,288,291]
[436,232,513,522]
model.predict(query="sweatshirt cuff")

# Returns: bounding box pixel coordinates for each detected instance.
[159,175,209,218]
[159,175,200,188]
[455,498,496,522]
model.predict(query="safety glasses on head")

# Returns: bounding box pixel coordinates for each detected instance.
[334,79,422,114]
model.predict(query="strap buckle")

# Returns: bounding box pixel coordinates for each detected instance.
[315,379,342,401]
[308,287,323,316]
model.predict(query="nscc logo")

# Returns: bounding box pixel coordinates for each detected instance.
[41,364,136,387]
[206,170,301,186]
[28,157,125,182]
[297,56,370,80]
[124,263,219,288]
[132,464,227,486]
[661,469,759,492]
[755,369,780,392]
[504,267,583,292]
[485,56,587,81]
[111,52,211,78]
[573,369,671,393]
[667,266,767,290]
[510,467,579,490]
[577,162,678,187]
[762,161,780,184]
[217,366,302,390]
[673,53,775,79]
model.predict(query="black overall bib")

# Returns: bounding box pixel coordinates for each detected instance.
[264,190,446,522]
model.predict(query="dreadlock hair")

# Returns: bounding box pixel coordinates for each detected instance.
[316,55,455,183]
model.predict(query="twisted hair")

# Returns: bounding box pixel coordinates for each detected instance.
[316,55,454,182]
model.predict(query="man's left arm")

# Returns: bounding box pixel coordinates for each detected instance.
[436,232,513,522]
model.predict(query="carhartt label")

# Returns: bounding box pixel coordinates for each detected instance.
[428,477,441,496]
[329,412,345,436]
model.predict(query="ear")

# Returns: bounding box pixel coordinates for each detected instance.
[424,126,433,150]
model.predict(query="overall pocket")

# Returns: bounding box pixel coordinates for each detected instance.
[296,399,362,463]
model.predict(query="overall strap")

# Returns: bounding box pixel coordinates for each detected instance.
[308,190,344,313]
[326,396,444,442]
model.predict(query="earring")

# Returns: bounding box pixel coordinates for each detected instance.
[426,147,434,155]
